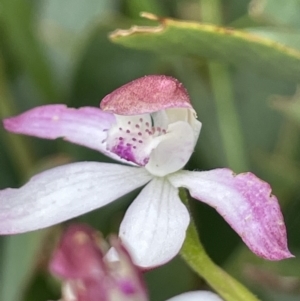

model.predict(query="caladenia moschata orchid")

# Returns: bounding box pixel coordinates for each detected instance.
[0,75,292,269]
[49,223,223,301]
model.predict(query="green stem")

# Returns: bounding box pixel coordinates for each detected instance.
[180,190,260,301]
[180,219,261,301]
[200,0,249,172]
[0,57,35,178]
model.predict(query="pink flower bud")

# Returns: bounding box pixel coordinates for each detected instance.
[50,224,148,301]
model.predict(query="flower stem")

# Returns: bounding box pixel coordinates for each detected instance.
[180,220,261,301]
[200,0,249,172]
[179,190,261,301]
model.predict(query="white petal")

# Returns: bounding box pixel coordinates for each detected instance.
[145,121,195,176]
[166,291,223,301]
[119,178,190,268]
[0,162,152,234]
[166,108,201,146]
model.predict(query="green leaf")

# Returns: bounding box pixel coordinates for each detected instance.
[246,27,300,51]
[271,88,300,124]
[249,0,300,29]
[110,13,300,82]
[0,0,59,101]
[37,0,116,93]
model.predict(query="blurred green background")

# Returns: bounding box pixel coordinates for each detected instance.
[1,0,300,300]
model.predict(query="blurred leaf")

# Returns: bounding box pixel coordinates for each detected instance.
[37,0,116,90]
[25,271,59,301]
[246,27,300,51]
[225,247,300,301]
[0,0,59,101]
[145,256,196,301]
[0,230,48,301]
[243,264,300,293]
[252,152,300,201]
[225,0,250,24]
[180,63,294,169]
[232,68,294,166]
[125,0,166,18]
[249,0,300,29]
[271,88,300,125]
[0,57,35,178]
[110,13,300,82]
[39,0,114,33]
[69,23,158,106]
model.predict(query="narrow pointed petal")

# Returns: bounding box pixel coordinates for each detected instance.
[3,105,132,164]
[119,178,190,268]
[0,162,152,234]
[169,169,293,260]
[166,291,223,301]
[101,75,192,115]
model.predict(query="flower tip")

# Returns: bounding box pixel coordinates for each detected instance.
[2,116,17,132]
[285,251,295,259]
[100,75,192,115]
[268,249,295,261]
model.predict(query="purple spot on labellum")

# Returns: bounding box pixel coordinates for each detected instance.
[112,142,137,164]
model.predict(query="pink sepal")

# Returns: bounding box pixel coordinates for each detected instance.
[169,169,293,260]
[100,75,192,115]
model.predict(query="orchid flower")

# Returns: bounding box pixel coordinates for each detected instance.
[0,75,292,268]
[50,223,222,301]
[50,224,148,301]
